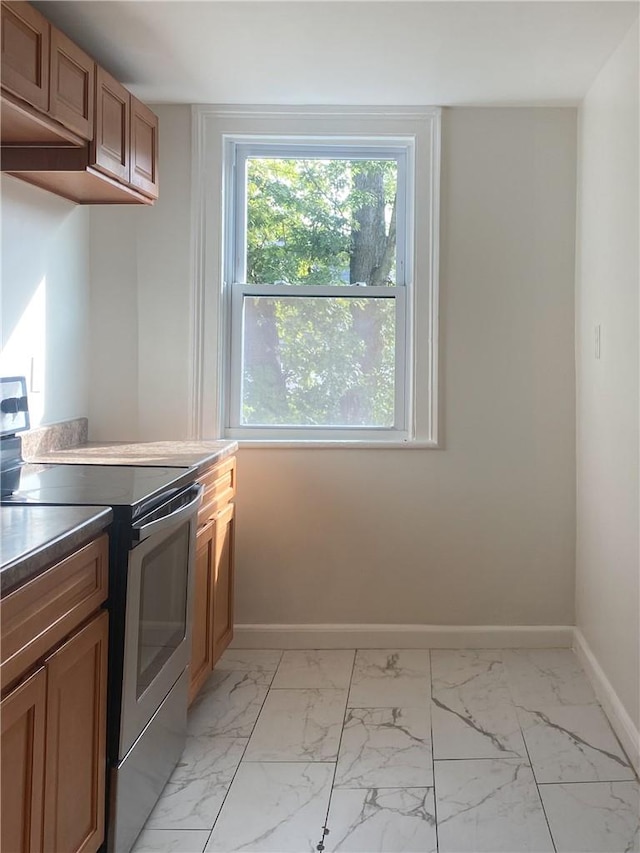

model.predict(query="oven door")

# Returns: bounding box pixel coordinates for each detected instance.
[118,483,203,759]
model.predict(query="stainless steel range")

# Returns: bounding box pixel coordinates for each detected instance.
[0,380,202,852]
[109,478,203,852]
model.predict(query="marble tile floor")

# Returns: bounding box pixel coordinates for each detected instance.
[133,648,639,853]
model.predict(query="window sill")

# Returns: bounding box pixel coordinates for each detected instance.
[233,440,441,450]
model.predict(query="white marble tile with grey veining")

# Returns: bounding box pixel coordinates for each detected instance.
[188,670,272,738]
[334,707,432,788]
[324,787,437,853]
[517,704,635,783]
[538,781,640,852]
[435,758,554,853]
[145,736,247,830]
[271,649,355,689]
[244,688,347,761]
[347,650,430,708]
[431,649,526,759]
[204,762,334,852]
[131,828,210,853]
[502,649,597,707]
[431,649,509,691]
[215,649,283,673]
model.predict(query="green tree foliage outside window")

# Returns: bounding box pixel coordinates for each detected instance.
[242,157,399,428]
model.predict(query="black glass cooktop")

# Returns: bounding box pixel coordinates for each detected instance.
[1,463,194,520]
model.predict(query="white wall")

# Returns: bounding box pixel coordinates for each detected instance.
[88,206,139,438]
[88,105,192,441]
[235,108,577,627]
[136,105,192,440]
[1,176,90,427]
[89,105,578,628]
[575,21,639,732]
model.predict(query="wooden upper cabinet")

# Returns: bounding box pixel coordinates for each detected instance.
[1,1,49,111]
[1,2,159,203]
[0,3,86,147]
[92,65,129,183]
[130,95,158,199]
[49,25,94,141]
[90,84,159,199]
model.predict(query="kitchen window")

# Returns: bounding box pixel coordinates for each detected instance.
[191,106,441,445]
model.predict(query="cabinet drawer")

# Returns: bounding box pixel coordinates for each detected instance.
[1,535,109,692]
[197,456,236,526]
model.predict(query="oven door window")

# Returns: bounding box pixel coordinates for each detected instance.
[137,525,189,698]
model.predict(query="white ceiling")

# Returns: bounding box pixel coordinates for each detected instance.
[35,1,639,106]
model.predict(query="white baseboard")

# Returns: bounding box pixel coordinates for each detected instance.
[231,623,574,650]
[573,628,640,777]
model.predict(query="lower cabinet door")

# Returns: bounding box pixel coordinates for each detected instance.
[212,502,235,665]
[1,666,47,853]
[42,611,108,853]
[188,520,215,705]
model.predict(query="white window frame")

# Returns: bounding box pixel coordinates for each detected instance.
[227,139,411,442]
[190,105,441,447]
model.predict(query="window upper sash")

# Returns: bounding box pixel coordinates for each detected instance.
[230,141,410,288]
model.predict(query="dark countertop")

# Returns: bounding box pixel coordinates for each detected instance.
[1,505,113,596]
[28,440,238,474]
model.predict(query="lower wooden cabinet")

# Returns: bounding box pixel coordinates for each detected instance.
[1,666,46,853]
[1,535,108,694]
[189,521,215,703]
[0,607,108,853]
[188,465,236,707]
[212,502,235,666]
[43,610,108,853]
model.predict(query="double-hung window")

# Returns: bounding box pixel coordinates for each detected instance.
[227,139,412,441]
[192,107,440,445]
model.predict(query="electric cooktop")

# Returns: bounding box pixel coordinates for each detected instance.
[1,463,194,520]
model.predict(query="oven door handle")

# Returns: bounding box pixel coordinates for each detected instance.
[131,483,204,542]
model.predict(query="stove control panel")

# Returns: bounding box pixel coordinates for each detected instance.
[0,376,30,437]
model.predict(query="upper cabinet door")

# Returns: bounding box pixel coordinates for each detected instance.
[1,1,50,111]
[49,25,94,141]
[130,95,158,199]
[92,65,129,183]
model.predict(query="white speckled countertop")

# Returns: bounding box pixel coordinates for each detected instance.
[28,440,238,473]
